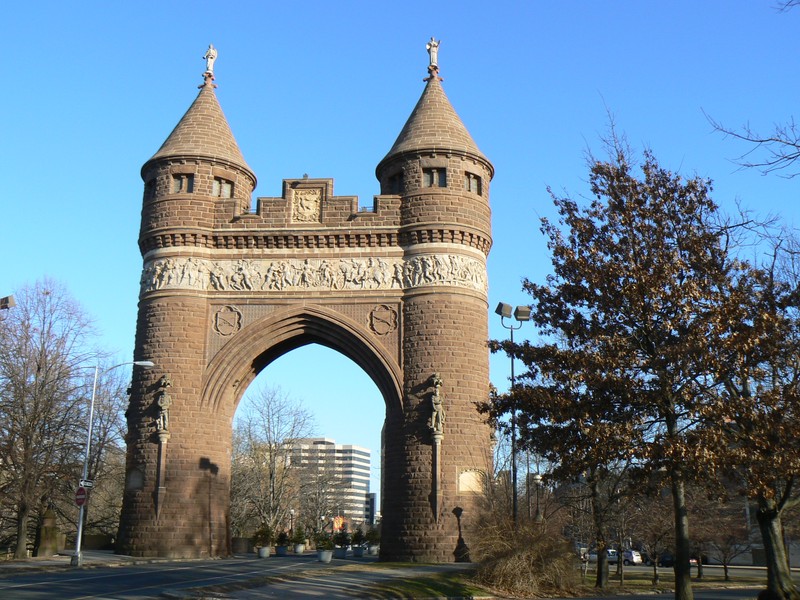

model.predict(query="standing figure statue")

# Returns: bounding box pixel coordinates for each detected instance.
[426,37,440,70]
[428,373,445,436]
[155,374,172,432]
[203,44,218,74]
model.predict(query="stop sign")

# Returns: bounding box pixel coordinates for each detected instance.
[75,486,88,507]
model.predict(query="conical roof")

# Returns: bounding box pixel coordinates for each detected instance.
[377,73,491,174]
[143,76,254,180]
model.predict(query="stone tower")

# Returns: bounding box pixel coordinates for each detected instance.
[118,43,493,562]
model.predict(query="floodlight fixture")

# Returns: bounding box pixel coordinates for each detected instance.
[514,306,531,322]
[495,302,512,318]
[495,300,533,528]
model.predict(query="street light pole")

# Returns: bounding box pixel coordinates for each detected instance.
[71,360,154,567]
[532,472,543,523]
[495,302,531,527]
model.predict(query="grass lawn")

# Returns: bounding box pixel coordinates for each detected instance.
[358,562,770,599]
[578,566,766,594]
[362,565,766,598]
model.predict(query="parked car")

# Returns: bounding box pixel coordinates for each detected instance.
[644,552,673,567]
[587,548,618,564]
[643,552,698,567]
[622,549,642,565]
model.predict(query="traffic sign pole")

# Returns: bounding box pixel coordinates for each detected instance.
[71,486,89,567]
[71,360,154,568]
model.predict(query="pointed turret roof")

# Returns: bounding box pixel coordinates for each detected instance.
[143,72,255,181]
[377,52,492,176]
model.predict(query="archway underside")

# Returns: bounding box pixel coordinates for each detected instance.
[202,303,404,418]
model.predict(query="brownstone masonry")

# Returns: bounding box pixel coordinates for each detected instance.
[118,46,494,563]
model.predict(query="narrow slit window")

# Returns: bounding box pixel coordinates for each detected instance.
[465,172,482,195]
[388,172,403,194]
[213,177,234,198]
[423,168,446,188]
[171,174,194,194]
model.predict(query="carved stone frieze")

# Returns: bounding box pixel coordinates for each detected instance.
[140,254,487,296]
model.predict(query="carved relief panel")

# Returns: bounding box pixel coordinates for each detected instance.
[291,188,322,223]
[140,254,487,296]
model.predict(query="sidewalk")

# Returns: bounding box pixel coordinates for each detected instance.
[0,548,184,573]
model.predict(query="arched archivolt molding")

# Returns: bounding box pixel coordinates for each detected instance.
[201,304,403,418]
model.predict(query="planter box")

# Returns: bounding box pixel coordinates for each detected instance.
[257,546,270,558]
[317,549,333,563]
[368,544,379,556]
[333,547,348,559]
[293,543,306,554]
[275,545,288,557]
[352,546,365,558]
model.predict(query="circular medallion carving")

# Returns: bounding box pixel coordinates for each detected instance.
[369,304,398,336]
[213,305,243,336]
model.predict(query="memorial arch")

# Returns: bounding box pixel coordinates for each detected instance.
[118,43,494,562]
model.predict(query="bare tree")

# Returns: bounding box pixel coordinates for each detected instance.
[777,1,800,12]
[79,365,129,539]
[0,279,95,557]
[229,385,315,536]
[701,499,751,581]
[296,455,339,536]
[706,112,800,178]
[629,492,675,585]
[706,2,800,174]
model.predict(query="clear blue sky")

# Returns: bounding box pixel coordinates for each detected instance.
[4,1,800,502]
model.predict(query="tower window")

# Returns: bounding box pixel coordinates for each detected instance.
[465,172,482,195]
[213,177,234,198]
[171,174,194,194]
[423,168,446,188]
[387,172,403,194]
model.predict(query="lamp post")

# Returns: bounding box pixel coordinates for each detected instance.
[71,360,154,567]
[495,302,531,527]
[290,509,295,535]
[0,295,14,311]
[532,472,543,523]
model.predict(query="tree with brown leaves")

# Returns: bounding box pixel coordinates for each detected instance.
[489,143,757,600]
[707,237,800,599]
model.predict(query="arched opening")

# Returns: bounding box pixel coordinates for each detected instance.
[202,305,403,419]
[201,305,401,548]
[231,344,384,545]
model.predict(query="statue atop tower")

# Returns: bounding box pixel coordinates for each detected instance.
[426,37,440,74]
[203,44,218,76]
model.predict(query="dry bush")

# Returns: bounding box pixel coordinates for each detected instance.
[470,514,580,598]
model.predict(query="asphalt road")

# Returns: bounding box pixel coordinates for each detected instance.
[0,552,486,600]
[0,554,372,599]
[0,554,789,600]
